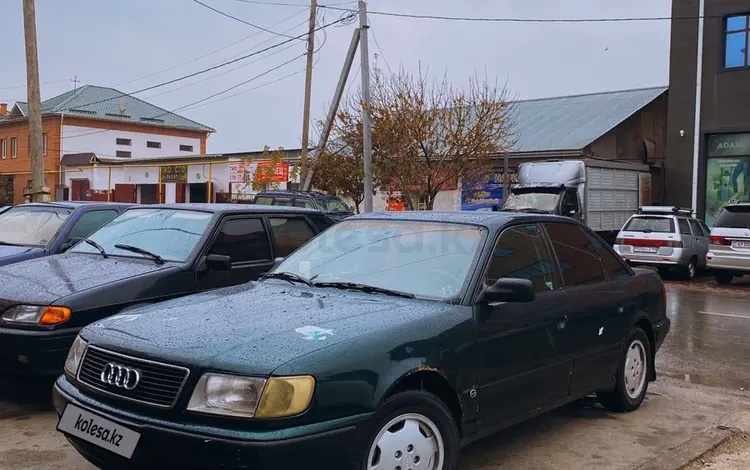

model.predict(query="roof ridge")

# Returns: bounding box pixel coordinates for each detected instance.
[516,85,668,104]
[50,85,90,111]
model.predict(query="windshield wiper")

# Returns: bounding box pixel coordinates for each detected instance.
[313,282,416,299]
[114,244,165,265]
[261,271,313,286]
[83,239,108,258]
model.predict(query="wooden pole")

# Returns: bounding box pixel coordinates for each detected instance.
[299,0,317,185]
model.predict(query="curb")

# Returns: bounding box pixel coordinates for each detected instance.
[634,426,741,470]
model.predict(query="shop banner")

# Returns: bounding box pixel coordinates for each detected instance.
[708,133,750,158]
[461,170,518,210]
[705,156,750,225]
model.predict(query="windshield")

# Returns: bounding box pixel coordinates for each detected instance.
[715,206,750,229]
[273,220,486,300]
[317,197,351,213]
[502,192,560,212]
[71,208,213,262]
[624,216,675,233]
[0,206,72,246]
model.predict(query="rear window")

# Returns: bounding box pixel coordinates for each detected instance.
[623,216,675,233]
[715,206,750,229]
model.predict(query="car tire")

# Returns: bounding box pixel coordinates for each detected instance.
[716,272,734,285]
[597,327,652,413]
[657,267,670,279]
[680,258,697,280]
[360,391,460,470]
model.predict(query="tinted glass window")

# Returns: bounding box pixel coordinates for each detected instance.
[544,223,607,287]
[273,198,293,207]
[678,218,692,235]
[209,218,270,263]
[589,232,630,279]
[254,196,273,205]
[66,210,119,244]
[485,225,558,293]
[269,217,316,257]
[294,199,314,208]
[308,215,334,232]
[699,221,711,237]
[688,219,703,237]
[624,216,674,233]
[715,206,750,228]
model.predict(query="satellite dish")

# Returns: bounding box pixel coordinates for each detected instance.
[119,99,126,114]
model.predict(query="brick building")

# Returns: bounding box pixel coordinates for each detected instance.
[0,85,214,204]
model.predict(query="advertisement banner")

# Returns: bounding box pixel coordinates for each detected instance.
[460,170,518,210]
[229,162,289,184]
[705,156,750,225]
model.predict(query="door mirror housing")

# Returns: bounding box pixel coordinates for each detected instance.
[273,257,285,268]
[59,242,71,252]
[479,278,535,304]
[205,254,232,271]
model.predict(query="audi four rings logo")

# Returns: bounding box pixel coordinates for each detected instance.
[100,363,141,390]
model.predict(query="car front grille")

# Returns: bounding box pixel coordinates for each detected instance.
[77,345,190,409]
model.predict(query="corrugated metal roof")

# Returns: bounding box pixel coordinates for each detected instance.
[7,86,214,132]
[512,86,667,153]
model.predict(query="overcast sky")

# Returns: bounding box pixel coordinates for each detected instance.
[0,0,672,153]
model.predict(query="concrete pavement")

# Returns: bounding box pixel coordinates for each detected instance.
[1,284,750,469]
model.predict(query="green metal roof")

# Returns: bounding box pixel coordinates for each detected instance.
[8,85,214,132]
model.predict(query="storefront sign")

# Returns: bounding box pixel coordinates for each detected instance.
[705,156,750,225]
[708,133,750,157]
[159,165,188,183]
[229,162,289,183]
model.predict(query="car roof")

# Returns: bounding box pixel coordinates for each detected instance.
[136,203,323,215]
[256,190,339,199]
[20,201,133,210]
[349,210,570,229]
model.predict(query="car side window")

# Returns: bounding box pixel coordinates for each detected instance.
[309,215,335,232]
[293,199,314,208]
[699,220,711,237]
[254,196,273,205]
[208,218,270,263]
[269,217,316,257]
[586,230,630,279]
[544,222,607,287]
[485,224,559,293]
[65,210,119,245]
[688,219,703,237]
[678,218,692,235]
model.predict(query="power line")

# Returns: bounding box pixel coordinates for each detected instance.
[319,6,723,23]
[235,0,357,7]
[370,28,392,74]
[113,7,308,88]
[0,78,70,91]
[193,0,301,39]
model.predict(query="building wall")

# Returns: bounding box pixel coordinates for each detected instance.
[666,0,750,216]
[0,115,62,203]
[62,117,206,159]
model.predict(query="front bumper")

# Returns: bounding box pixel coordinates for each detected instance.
[0,326,80,375]
[53,376,365,469]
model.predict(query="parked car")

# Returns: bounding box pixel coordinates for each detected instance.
[254,190,354,221]
[54,211,669,469]
[614,206,711,280]
[0,203,333,376]
[707,203,750,285]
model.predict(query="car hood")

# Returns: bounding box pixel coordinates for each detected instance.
[83,282,451,375]
[0,253,176,305]
[0,245,46,267]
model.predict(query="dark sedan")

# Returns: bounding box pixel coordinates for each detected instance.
[0,203,334,376]
[0,201,131,267]
[53,211,669,469]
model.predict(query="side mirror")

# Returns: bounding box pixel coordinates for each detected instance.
[479,278,535,304]
[273,257,285,268]
[205,254,232,271]
[59,242,71,252]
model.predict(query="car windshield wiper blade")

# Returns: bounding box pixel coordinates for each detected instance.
[114,244,165,265]
[313,282,416,299]
[83,239,108,258]
[261,271,314,286]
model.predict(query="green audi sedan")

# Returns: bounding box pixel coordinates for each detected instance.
[53,211,670,469]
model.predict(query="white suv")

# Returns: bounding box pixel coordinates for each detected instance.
[614,206,710,280]
[707,203,750,285]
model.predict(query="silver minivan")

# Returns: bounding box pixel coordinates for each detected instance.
[707,203,750,285]
[614,206,710,280]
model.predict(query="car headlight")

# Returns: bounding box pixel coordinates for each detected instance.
[187,373,315,419]
[1,305,72,325]
[64,335,88,378]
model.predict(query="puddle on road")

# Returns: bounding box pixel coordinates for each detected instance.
[663,371,750,391]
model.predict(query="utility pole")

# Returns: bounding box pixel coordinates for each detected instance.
[22,0,48,202]
[359,1,373,212]
[299,0,317,186]
[70,75,79,92]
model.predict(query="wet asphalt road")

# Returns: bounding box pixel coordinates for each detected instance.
[1,282,750,469]
[658,279,750,390]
